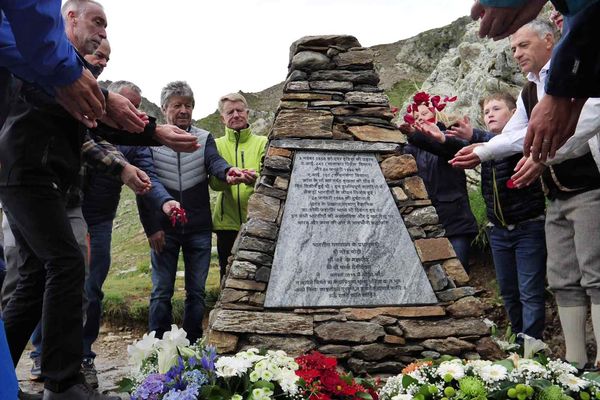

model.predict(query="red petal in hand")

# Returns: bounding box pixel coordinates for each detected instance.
[403,114,415,124]
[506,179,516,189]
[227,169,242,177]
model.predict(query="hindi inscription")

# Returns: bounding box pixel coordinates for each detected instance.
[264,151,437,307]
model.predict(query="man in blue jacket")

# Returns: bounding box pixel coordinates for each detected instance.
[138,81,250,344]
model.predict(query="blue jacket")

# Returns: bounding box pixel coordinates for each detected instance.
[0,1,82,88]
[82,145,171,227]
[405,128,478,237]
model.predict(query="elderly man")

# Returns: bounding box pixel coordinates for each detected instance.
[84,39,110,76]
[0,0,193,398]
[210,93,265,279]
[139,81,250,343]
[452,19,600,370]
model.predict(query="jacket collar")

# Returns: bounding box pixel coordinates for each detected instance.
[224,126,252,143]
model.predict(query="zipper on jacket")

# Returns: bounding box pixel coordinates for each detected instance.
[235,132,243,225]
[177,152,184,234]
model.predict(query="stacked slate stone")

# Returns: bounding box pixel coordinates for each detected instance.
[207,35,498,375]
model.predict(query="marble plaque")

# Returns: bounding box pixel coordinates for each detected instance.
[265,151,437,308]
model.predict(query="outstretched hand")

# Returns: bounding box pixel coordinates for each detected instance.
[511,156,546,188]
[524,95,586,162]
[449,143,483,169]
[446,116,473,141]
[471,0,547,40]
[226,167,256,185]
[154,125,200,153]
[415,121,445,143]
[121,164,152,195]
[55,68,105,128]
[105,92,147,133]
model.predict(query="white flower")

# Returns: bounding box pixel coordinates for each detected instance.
[215,356,253,377]
[479,364,508,382]
[483,318,496,328]
[466,360,492,374]
[249,370,260,382]
[437,361,465,380]
[157,346,179,374]
[276,368,299,394]
[558,373,589,392]
[161,325,190,349]
[261,369,274,381]
[547,359,578,375]
[231,395,243,400]
[391,395,413,400]
[127,331,159,371]
[518,333,549,359]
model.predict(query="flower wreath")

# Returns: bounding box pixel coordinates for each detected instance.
[403,91,457,125]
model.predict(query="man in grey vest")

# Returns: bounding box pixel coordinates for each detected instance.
[138,81,250,343]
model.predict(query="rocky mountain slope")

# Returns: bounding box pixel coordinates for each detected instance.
[194,14,528,136]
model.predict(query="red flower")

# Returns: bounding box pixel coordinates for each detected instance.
[169,207,188,227]
[444,95,457,102]
[297,368,320,383]
[403,114,415,124]
[320,371,343,392]
[413,91,430,105]
[506,179,516,189]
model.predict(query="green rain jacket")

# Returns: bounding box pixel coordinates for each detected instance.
[210,126,268,231]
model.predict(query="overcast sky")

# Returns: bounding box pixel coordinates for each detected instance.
[90,0,474,118]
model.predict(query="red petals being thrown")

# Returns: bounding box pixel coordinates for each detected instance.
[506,179,516,189]
[169,206,188,227]
[413,91,430,105]
[444,95,458,102]
[403,114,416,124]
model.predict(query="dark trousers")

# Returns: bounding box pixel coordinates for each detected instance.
[149,230,211,343]
[487,219,547,339]
[83,219,113,360]
[447,234,474,272]
[0,186,85,392]
[215,230,238,279]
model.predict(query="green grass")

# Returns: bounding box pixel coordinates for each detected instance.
[468,187,489,250]
[101,188,221,327]
[385,79,423,109]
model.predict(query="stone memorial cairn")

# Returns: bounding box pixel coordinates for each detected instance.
[208,35,497,375]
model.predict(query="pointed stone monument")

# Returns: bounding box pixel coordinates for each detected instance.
[208,35,492,374]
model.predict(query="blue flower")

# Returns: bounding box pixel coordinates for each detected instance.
[201,346,217,371]
[183,370,208,387]
[162,383,200,400]
[188,356,198,368]
[131,373,166,400]
[165,357,186,391]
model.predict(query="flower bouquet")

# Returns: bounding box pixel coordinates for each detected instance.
[124,325,301,400]
[379,355,600,400]
[125,325,218,399]
[295,352,379,400]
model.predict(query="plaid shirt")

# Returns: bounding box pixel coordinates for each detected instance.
[65,132,127,208]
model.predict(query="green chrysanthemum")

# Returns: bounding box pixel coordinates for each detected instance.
[537,385,568,400]
[458,376,487,398]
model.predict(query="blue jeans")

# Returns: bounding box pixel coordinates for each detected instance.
[30,323,41,359]
[83,219,113,360]
[487,219,547,339]
[448,234,474,272]
[149,230,211,343]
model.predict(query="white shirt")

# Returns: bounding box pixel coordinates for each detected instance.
[473,60,600,168]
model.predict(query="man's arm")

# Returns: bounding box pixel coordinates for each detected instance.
[204,134,231,181]
[470,0,547,39]
[81,134,127,177]
[0,1,81,86]
[545,98,600,164]
[128,146,174,210]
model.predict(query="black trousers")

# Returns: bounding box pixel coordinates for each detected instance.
[215,230,238,279]
[0,186,85,392]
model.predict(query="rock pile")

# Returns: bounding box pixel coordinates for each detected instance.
[208,35,495,375]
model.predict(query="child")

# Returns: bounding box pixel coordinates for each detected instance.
[413,92,547,339]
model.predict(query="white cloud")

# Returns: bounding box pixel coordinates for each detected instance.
[89,0,474,118]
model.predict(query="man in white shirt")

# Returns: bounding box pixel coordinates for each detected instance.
[452,19,600,369]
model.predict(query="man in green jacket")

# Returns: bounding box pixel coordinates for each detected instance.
[211,93,267,279]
